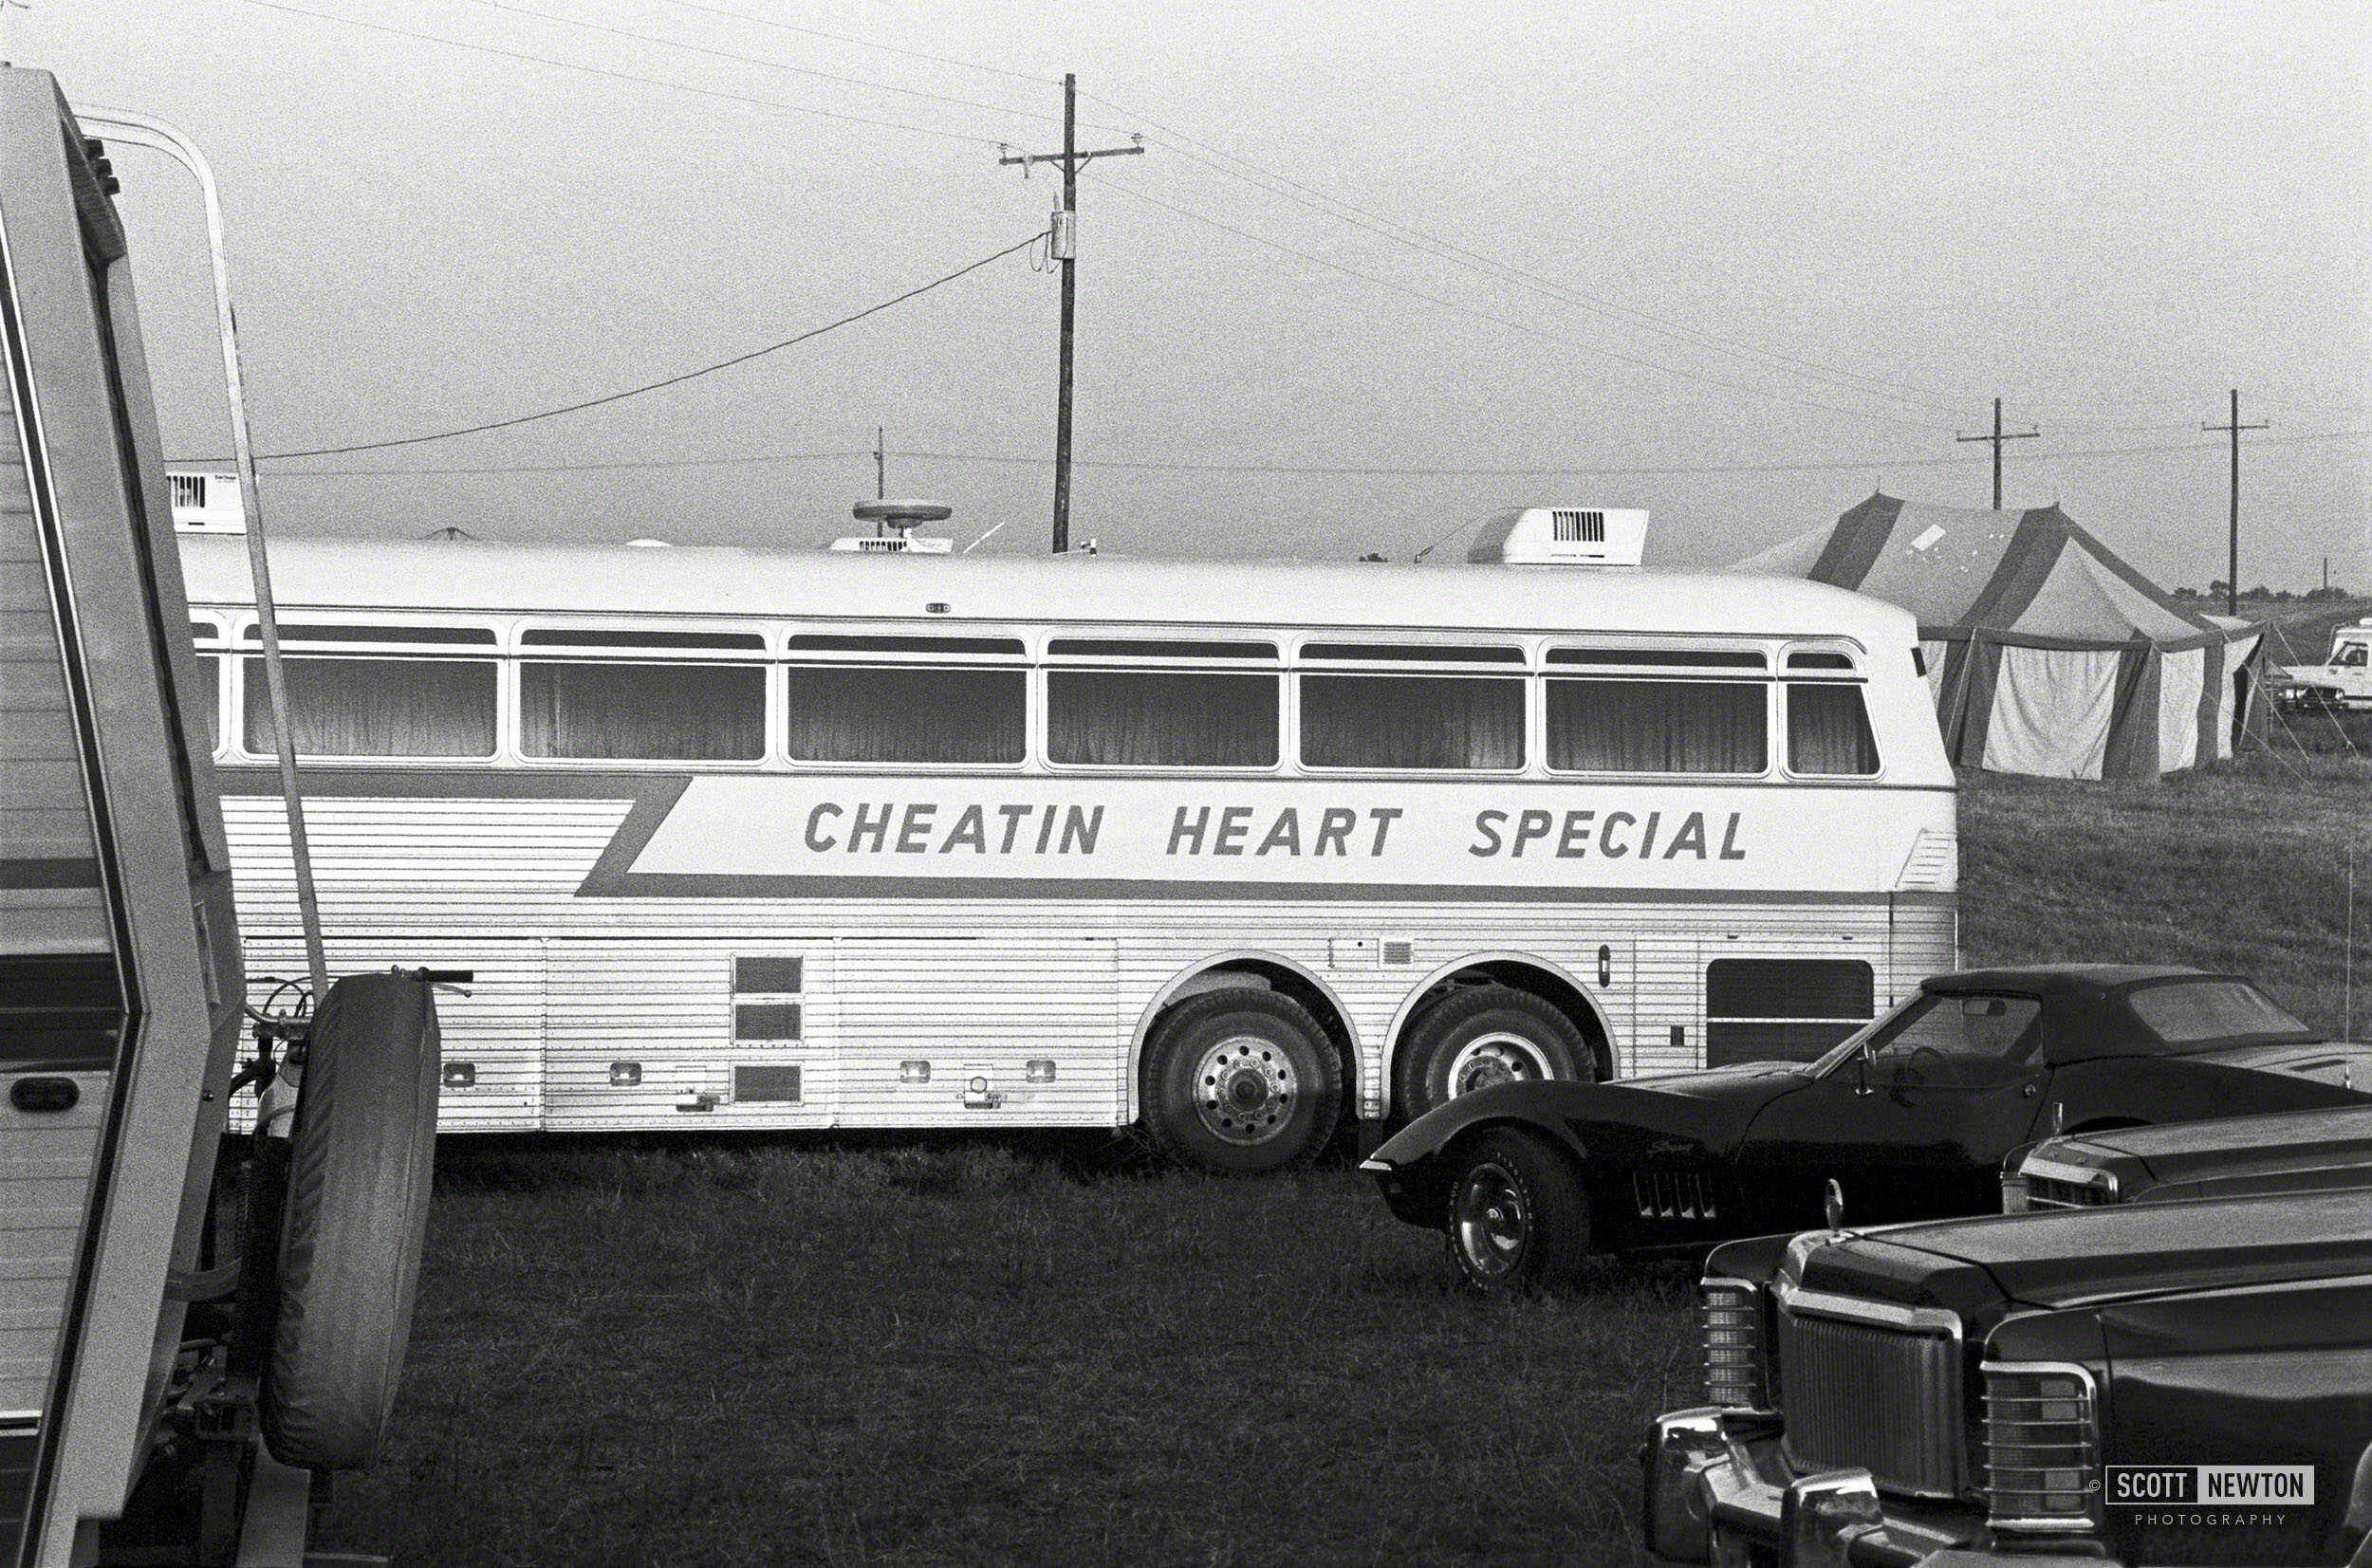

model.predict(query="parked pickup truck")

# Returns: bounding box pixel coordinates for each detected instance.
[1645,1192,2372,1567]
[2007,1103,2372,1210]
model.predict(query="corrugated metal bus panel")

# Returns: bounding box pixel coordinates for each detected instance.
[0,1083,102,1416]
[206,790,1954,1133]
[543,941,834,1129]
[236,938,544,1132]
[0,302,110,1487]
[837,938,1118,1127]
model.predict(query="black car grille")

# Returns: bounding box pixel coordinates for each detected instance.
[1776,1289,1964,1498]
[2026,1175,2115,1208]
[1633,1169,1716,1221]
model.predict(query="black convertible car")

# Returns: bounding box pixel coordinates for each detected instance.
[1362,964,2372,1293]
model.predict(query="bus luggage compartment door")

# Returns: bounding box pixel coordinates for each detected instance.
[544,939,835,1131]
[834,936,1118,1128]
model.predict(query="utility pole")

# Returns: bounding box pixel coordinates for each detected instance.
[874,426,885,501]
[2204,389,2270,618]
[1955,397,2040,510]
[1000,76,1143,552]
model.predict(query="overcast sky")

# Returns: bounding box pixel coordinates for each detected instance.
[17,0,2369,587]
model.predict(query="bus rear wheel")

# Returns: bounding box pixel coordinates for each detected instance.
[1396,985,1588,1121]
[1141,988,1342,1174]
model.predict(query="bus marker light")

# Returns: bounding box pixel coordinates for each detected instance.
[441,1061,476,1089]
[899,1060,932,1083]
[1026,1060,1056,1082]
[609,1061,641,1086]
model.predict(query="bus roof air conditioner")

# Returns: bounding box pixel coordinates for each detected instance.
[1465,507,1646,567]
[830,498,955,554]
[166,468,245,534]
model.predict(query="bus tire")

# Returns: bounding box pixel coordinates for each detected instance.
[1395,985,1586,1121]
[261,974,441,1473]
[1140,988,1342,1174]
[1443,1127,1591,1296]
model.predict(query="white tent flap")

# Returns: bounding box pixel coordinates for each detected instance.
[1982,645,2120,779]
[2156,646,2205,774]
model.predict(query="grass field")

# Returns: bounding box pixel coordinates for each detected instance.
[316,756,2371,1566]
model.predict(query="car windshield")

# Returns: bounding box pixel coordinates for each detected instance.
[2126,979,2316,1047]
[1808,989,2043,1075]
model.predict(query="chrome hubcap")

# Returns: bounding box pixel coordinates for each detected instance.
[1445,1031,1552,1098]
[1453,1161,1529,1278]
[1193,1034,1297,1145]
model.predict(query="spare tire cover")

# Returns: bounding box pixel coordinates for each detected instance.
[261,972,440,1471]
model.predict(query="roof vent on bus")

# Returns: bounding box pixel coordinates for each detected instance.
[1464,507,1646,567]
[167,469,245,535]
[831,499,954,555]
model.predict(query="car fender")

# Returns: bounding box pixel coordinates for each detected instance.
[1365,1080,1599,1174]
[2048,1056,2364,1137]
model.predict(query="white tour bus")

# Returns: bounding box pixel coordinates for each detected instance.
[177,515,1957,1171]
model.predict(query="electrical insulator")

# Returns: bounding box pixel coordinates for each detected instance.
[1049,209,1076,261]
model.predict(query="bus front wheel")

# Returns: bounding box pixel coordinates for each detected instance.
[1396,985,1587,1121]
[1140,988,1343,1174]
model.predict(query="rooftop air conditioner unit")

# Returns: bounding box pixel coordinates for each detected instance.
[1465,507,1646,567]
[167,469,245,534]
[829,498,955,554]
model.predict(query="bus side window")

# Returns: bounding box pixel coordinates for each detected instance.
[195,655,219,755]
[1299,673,1522,770]
[243,655,497,758]
[519,660,765,761]
[1544,679,1767,774]
[1048,669,1277,766]
[1785,683,1880,776]
[785,664,1025,765]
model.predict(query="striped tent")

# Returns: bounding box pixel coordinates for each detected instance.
[1736,493,2261,779]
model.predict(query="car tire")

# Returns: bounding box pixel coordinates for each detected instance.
[1443,1127,1591,1295]
[1396,986,1590,1121]
[261,973,441,1472]
[1141,988,1343,1174]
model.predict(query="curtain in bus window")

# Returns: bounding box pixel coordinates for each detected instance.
[1786,683,1880,776]
[519,661,764,760]
[785,666,1025,764]
[1047,670,1277,766]
[1545,680,1766,773]
[243,656,496,757]
[1299,675,1522,769]
[196,655,218,753]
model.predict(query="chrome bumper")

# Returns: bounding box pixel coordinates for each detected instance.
[1641,1408,2119,1568]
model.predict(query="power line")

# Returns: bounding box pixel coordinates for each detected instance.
[174,450,868,475]
[650,0,1055,86]
[260,233,1041,459]
[214,424,2370,480]
[450,0,1132,135]
[238,0,1008,146]
[1077,86,1977,421]
[1084,170,1959,436]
